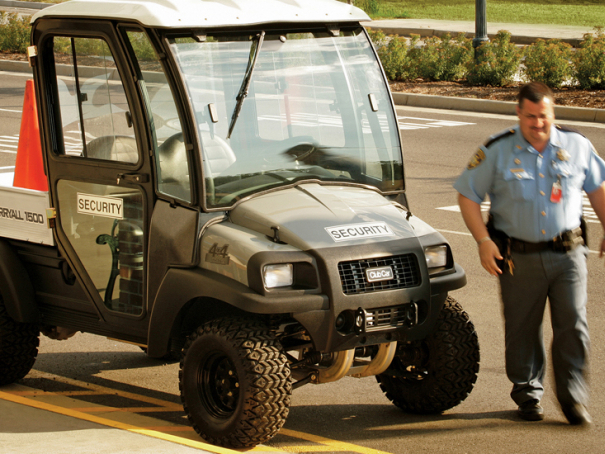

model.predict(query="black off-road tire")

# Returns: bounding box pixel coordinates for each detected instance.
[0,296,40,386]
[376,296,479,414]
[179,317,292,449]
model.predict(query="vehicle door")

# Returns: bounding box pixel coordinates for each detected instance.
[32,20,189,338]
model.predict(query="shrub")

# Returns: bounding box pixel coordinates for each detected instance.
[523,39,573,88]
[466,30,522,86]
[574,28,605,89]
[368,29,420,81]
[416,33,472,81]
[0,13,30,54]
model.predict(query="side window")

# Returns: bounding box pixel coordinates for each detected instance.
[126,30,190,202]
[53,36,139,163]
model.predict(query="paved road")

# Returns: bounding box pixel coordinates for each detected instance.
[2,12,605,453]
[2,65,605,452]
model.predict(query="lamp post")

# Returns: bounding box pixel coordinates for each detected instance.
[473,0,489,59]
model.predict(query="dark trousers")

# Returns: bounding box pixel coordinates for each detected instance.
[498,246,590,407]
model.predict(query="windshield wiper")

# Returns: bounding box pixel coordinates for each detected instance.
[227,31,265,139]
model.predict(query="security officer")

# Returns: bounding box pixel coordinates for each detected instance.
[454,82,605,425]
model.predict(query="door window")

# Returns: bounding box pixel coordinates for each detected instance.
[57,180,144,315]
[53,36,139,163]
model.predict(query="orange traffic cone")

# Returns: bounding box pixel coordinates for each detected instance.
[13,79,48,192]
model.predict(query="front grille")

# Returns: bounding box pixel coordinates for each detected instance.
[338,254,421,295]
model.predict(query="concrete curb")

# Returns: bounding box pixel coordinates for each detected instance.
[393,92,605,123]
[0,0,49,10]
[2,59,603,123]
[365,24,583,47]
[0,59,32,73]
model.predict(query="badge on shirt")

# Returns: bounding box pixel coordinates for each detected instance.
[557,149,570,161]
[551,180,562,203]
[467,149,486,169]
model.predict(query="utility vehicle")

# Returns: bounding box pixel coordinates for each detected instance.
[0,0,479,448]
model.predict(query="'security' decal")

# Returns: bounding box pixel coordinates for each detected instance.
[325,222,394,242]
[77,193,124,219]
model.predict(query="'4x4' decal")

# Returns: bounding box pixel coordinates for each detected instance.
[206,243,230,265]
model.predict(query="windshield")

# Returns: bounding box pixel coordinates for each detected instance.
[168,27,403,208]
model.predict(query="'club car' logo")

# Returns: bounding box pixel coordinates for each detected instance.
[365,266,394,283]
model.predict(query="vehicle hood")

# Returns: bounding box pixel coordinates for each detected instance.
[228,183,418,250]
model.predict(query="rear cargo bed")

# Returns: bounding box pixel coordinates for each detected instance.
[0,169,54,245]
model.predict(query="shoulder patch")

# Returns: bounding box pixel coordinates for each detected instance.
[484,129,515,148]
[555,124,586,138]
[467,148,486,169]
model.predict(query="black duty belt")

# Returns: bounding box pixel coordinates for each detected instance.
[509,227,584,253]
[487,216,586,275]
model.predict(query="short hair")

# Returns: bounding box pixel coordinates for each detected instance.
[518,82,554,107]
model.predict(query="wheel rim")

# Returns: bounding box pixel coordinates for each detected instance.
[198,352,240,418]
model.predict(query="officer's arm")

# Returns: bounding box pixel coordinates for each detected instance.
[586,182,605,259]
[458,194,503,275]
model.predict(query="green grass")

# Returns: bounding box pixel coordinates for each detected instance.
[364,0,605,28]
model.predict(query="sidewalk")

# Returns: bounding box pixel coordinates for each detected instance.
[0,389,218,454]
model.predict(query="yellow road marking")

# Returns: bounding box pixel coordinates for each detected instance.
[70,406,183,413]
[144,426,196,432]
[29,369,182,408]
[9,390,98,397]
[0,389,240,454]
[279,429,393,454]
[6,370,394,454]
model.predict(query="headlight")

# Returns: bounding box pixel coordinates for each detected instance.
[263,263,293,288]
[425,245,448,269]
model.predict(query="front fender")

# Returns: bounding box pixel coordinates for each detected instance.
[146,267,328,358]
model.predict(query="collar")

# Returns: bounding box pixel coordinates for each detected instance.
[513,124,560,156]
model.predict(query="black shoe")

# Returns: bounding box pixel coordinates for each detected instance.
[517,399,544,421]
[562,403,592,426]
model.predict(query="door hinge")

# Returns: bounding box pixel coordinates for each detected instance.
[27,46,37,67]
[46,208,56,229]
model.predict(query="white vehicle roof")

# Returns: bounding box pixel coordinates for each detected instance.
[31,0,370,28]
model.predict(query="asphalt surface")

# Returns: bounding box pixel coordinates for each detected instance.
[0,10,604,454]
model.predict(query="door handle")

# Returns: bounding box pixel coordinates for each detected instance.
[117,173,149,185]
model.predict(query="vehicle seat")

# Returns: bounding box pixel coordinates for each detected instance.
[86,135,138,163]
[202,133,236,177]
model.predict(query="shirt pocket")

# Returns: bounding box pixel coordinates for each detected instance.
[549,161,583,193]
[502,168,535,201]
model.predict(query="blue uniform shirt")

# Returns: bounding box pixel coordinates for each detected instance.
[454,124,605,243]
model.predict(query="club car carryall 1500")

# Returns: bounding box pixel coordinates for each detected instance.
[0,0,479,448]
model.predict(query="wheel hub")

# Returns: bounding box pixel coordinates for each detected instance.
[199,352,240,417]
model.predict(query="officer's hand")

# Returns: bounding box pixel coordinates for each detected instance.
[479,240,502,276]
[599,238,605,262]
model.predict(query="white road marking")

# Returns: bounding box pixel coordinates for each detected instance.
[436,229,471,236]
[438,196,599,222]
[437,227,601,254]
[398,116,475,130]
